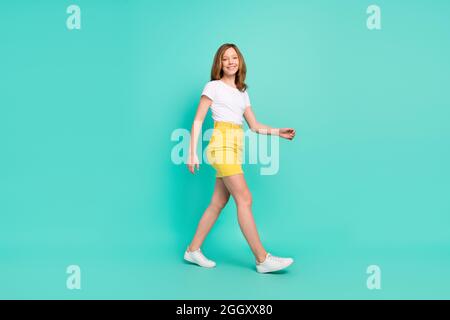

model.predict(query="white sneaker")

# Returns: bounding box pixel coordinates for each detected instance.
[256,253,294,273]
[184,246,216,268]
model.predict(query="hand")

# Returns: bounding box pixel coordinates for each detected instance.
[187,153,200,174]
[279,128,296,140]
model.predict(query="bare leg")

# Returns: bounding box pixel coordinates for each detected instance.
[188,178,230,252]
[221,174,268,263]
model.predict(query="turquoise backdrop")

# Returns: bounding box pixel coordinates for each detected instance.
[1,0,449,299]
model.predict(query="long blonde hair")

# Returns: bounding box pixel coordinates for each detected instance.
[210,43,248,92]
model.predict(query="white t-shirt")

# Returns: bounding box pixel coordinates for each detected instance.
[201,80,251,125]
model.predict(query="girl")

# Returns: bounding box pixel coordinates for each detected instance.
[185,43,296,273]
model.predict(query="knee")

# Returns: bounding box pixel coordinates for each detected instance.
[236,191,252,208]
[210,195,230,212]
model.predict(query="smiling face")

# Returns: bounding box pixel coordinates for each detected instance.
[221,47,239,76]
[211,43,247,91]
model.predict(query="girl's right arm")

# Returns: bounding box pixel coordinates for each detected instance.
[187,95,212,174]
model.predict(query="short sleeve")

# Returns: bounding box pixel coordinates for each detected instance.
[201,81,215,101]
[244,90,251,108]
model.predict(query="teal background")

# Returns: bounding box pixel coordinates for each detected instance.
[1,0,449,299]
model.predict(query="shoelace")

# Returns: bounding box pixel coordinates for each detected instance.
[196,249,213,262]
[268,254,287,263]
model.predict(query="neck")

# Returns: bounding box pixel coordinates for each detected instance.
[221,74,236,85]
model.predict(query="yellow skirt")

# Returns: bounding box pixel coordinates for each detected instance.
[206,121,244,178]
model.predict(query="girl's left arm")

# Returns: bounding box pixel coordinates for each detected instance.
[243,106,296,140]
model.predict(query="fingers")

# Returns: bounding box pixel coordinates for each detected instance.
[188,163,200,174]
[283,128,296,140]
[282,128,295,133]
